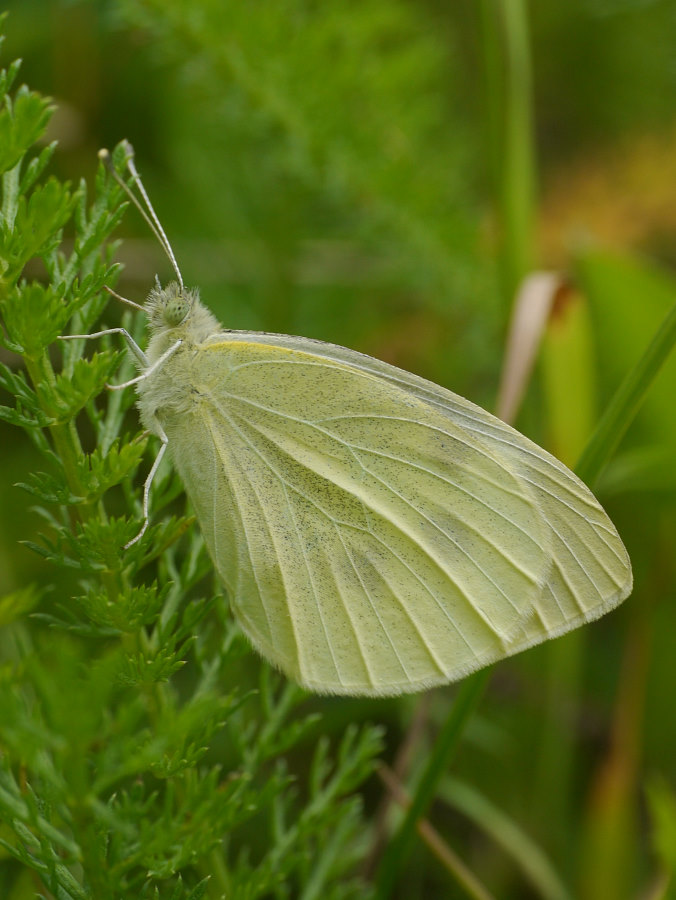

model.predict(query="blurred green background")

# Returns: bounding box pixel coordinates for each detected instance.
[2,0,676,897]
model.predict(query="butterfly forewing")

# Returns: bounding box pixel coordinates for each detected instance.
[150,331,630,696]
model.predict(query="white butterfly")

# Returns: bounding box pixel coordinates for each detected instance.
[64,143,632,696]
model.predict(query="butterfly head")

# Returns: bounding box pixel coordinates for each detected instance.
[145,281,198,331]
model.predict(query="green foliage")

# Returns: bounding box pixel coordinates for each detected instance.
[0,78,51,175]
[0,35,381,900]
[2,2,676,899]
[119,0,476,301]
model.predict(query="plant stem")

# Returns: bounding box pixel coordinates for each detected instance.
[480,0,536,310]
[24,350,122,601]
[374,669,490,899]
[379,765,497,900]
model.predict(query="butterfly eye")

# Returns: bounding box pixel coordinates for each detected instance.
[164,294,190,326]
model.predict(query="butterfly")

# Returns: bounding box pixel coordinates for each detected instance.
[64,142,632,696]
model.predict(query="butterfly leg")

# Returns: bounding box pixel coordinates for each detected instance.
[58,327,149,367]
[125,419,169,549]
[108,340,182,391]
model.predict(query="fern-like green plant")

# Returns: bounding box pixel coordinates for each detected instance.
[0,31,381,900]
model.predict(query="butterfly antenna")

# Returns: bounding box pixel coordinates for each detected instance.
[104,285,145,312]
[99,141,184,291]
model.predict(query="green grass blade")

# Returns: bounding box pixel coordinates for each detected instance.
[575,298,676,487]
